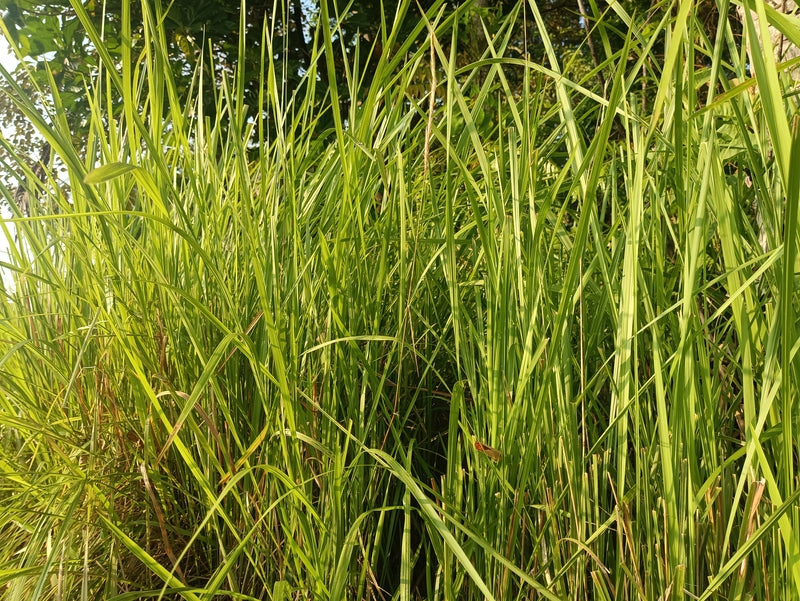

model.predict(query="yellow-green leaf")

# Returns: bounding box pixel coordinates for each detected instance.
[83,162,138,184]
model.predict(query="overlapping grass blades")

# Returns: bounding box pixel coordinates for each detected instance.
[1,0,800,598]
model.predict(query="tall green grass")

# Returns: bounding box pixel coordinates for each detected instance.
[1,0,800,598]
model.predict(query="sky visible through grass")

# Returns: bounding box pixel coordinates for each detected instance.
[0,35,17,288]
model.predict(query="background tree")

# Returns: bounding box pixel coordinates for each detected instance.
[0,0,650,208]
[0,0,646,132]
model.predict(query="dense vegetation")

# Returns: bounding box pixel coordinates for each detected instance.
[1,0,800,599]
[0,0,646,159]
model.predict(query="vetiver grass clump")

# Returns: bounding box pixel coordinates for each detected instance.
[1,0,800,598]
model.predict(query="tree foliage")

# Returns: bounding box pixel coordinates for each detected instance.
[0,0,645,121]
[0,0,650,196]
